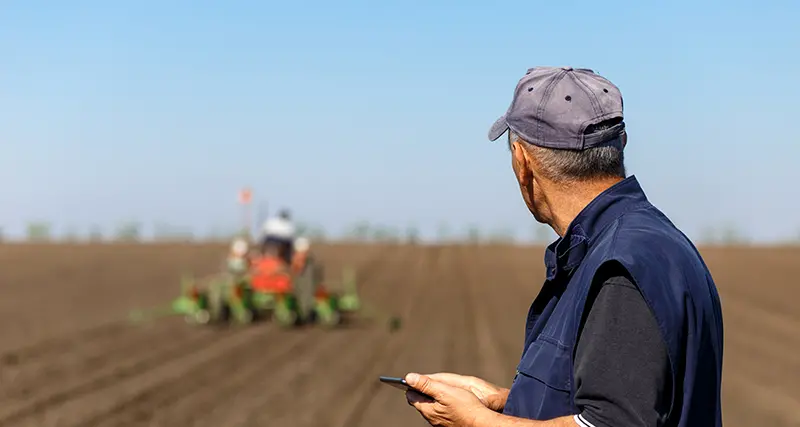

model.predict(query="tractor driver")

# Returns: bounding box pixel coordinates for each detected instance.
[259,209,295,264]
[250,218,294,294]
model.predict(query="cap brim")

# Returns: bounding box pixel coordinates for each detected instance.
[488,115,509,141]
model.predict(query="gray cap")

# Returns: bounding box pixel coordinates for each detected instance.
[488,66,625,150]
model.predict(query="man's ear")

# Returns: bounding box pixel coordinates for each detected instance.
[621,131,627,149]
[511,140,533,185]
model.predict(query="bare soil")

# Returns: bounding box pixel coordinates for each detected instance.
[0,243,796,427]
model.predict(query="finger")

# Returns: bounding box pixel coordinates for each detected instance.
[406,373,449,400]
[405,373,431,396]
[427,372,464,386]
[406,389,435,406]
[426,373,454,381]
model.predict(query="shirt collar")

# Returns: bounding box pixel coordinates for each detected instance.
[544,175,651,281]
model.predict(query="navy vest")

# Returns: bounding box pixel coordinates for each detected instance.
[503,176,723,426]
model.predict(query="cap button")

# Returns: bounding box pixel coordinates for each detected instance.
[562,66,573,71]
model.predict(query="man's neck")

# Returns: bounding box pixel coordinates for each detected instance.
[548,177,623,237]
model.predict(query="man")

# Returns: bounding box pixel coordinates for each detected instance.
[404,67,724,427]
[260,209,295,263]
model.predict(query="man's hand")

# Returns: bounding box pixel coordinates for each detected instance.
[425,373,509,412]
[405,372,493,427]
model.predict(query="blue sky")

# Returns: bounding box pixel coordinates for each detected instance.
[1,0,798,242]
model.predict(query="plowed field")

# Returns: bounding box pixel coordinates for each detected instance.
[0,243,797,426]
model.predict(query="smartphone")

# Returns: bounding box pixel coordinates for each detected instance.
[379,376,413,391]
[379,376,433,399]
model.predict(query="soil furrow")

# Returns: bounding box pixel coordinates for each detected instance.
[0,321,130,367]
[227,328,381,427]
[327,245,445,427]
[1,320,196,401]
[462,246,509,386]
[77,327,314,427]
[350,245,455,427]
[40,326,267,427]
[0,325,248,427]
[449,246,482,379]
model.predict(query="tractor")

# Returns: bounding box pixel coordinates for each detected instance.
[170,265,360,328]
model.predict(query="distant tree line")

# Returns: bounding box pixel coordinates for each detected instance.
[9,220,527,244]
[4,220,799,246]
[15,221,198,243]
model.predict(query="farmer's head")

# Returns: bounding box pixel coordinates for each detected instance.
[488,67,627,236]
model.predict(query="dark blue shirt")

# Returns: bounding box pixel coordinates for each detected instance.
[502,176,724,427]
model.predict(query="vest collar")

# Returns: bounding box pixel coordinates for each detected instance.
[544,175,650,281]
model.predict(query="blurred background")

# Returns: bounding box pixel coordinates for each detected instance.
[0,1,798,426]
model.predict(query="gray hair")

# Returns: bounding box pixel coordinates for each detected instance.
[508,119,626,183]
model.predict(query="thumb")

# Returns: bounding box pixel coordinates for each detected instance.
[405,373,443,399]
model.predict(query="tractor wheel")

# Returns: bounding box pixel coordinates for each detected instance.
[313,298,340,328]
[218,304,232,324]
[274,301,297,328]
[207,285,233,325]
[194,309,211,325]
[275,308,297,328]
[237,308,254,324]
[317,307,341,328]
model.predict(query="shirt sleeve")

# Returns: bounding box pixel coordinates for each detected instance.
[573,267,673,427]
